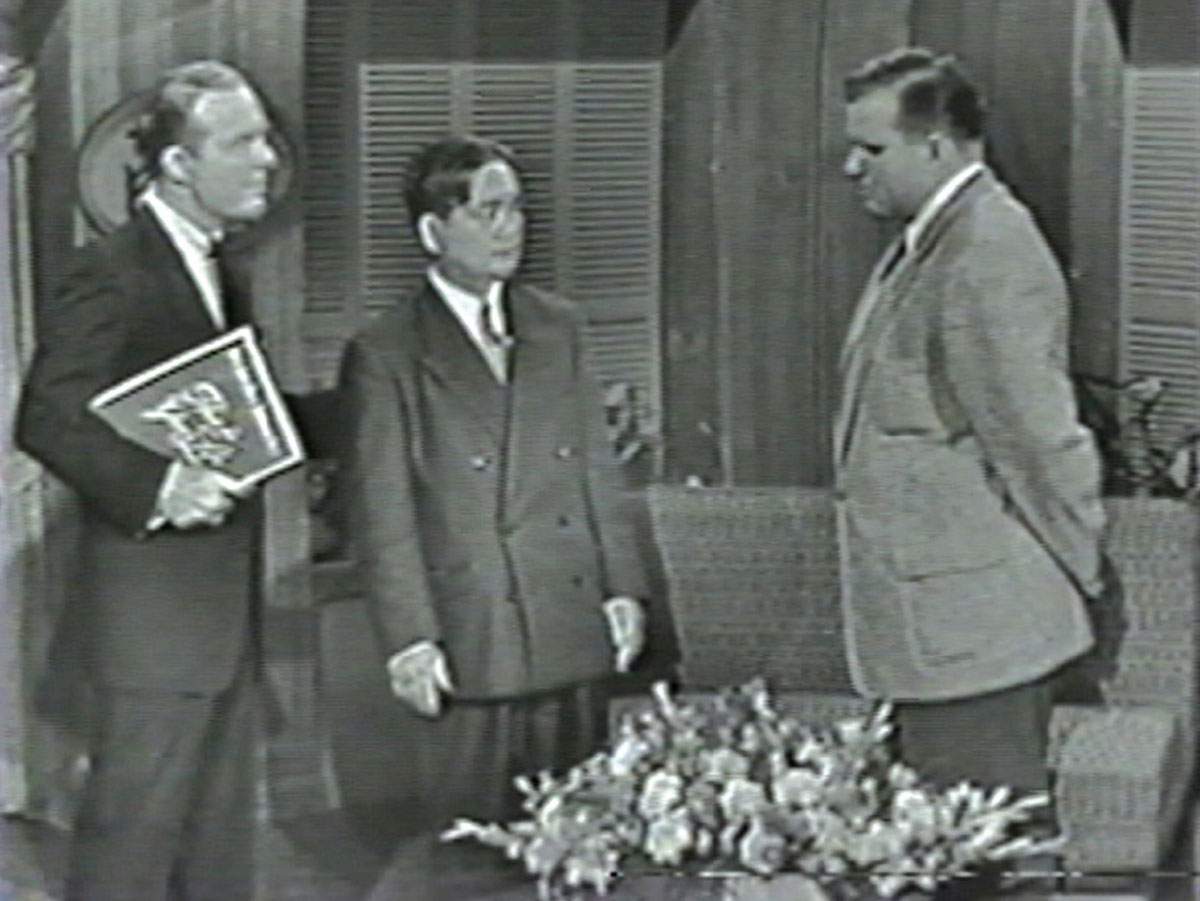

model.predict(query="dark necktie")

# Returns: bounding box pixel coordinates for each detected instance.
[476,294,511,382]
[209,242,251,329]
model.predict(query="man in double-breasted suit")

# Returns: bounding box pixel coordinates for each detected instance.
[341,135,662,856]
[835,49,1106,818]
[17,61,287,900]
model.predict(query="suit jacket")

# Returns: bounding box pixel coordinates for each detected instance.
[17,210,261,695]
[834,167,1105,702]
[340,280,651,699]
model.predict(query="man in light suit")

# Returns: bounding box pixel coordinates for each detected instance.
[340,135,661,867]
[835,47,1106,847]
[17,61,284,900]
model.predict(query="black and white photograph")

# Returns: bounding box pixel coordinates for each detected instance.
[1,2,1198,900]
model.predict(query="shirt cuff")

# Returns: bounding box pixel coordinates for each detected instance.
[148,460,187,531]
[387,639,440,676]
[603,596,641,629]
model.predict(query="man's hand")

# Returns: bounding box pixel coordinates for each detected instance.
[387,641,454,717]
[603,597,646,673]
[157,463,237,529]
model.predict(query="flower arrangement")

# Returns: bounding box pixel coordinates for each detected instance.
[1075,373,1200,497]
[442,680,1058,900]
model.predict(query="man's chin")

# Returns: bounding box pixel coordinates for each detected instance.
[231,197,270,224]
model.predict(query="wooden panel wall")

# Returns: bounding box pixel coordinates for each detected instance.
[1130,0,1200,64]
[30,0,332,819]
[662,0,1127,486]
[1070,0,1126,379]
[362,0,666,62]
[662,0,905,486]
[660,1,722,484]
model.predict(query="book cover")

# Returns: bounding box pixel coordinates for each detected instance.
[88,326,305,492]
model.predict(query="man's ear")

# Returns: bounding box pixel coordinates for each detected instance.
[417,213,443,256]
[159,145,193,184]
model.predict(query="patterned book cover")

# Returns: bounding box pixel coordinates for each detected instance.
[88,325,305,492]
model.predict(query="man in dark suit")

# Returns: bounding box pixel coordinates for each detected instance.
[17,60,282,900]
[341,135,660,860]
[835,48,1107,893]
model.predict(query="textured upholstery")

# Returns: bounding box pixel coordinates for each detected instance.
[630,486,1199,873]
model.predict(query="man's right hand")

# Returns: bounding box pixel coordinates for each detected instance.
[157,463,236,529]
[387,641,454,717]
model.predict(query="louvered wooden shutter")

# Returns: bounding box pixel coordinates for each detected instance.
[356,62,662,419]
[303,0,355,386]
[1119,68,1200,439]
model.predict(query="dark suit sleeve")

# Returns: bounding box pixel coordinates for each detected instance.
[16,255,169,536]
[937,223,1105,598]
[339,335,442,656]
[573,317,651,601]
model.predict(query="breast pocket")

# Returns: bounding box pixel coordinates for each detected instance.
[870,362,946,438]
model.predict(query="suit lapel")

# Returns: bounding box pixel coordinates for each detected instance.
[215,247,255,329]
[503,285,571,513]
[415,281,507,439]
[835,237,916,464]
[134,211,222,338]
[836,167,993,466]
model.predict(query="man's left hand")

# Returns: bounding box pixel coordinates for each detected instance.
[603,597,646,673]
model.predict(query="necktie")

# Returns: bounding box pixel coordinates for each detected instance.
[881,237,908,280]
[477,295,511,382]
[197,242,227,331]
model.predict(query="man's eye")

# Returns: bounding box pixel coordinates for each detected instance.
[860,143,886,156]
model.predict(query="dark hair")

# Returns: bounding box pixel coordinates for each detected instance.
[130,60,251,185]
[844,47,986,142]
[403,134,519,228]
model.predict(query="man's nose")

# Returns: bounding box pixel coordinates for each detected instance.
[257,139,279,169]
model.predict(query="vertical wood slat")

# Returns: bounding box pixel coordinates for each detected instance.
[711,0,829,485]
[708,0,909,486]
[989,0,1076,264]
[1069,0,1125,380]
[660,0,723,484]
[813,0,910,488]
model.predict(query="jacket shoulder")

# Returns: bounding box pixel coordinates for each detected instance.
[514,282,585,329]
[59,217,142,279]
[346,287,422,357]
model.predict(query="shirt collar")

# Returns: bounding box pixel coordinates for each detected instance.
[139,186,224,257]
[904,161,985,254]
[427,265,505,323]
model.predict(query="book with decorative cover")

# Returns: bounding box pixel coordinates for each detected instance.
[88,326,305,492]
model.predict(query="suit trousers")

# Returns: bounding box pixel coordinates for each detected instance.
[893,672,1054,795]
[894,673,1059,901]
[66,666,260,901]
[416,681,605,830]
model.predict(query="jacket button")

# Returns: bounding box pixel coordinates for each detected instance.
[555,446,575,460]
[557,515,570,528]
[470,454,492,471]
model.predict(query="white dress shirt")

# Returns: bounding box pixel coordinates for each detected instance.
[138,189,228,529]
[426,266,509,383]
[140,187,227,330]
[903,160,985,254]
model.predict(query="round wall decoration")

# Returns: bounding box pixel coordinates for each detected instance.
[76,87,297,240]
